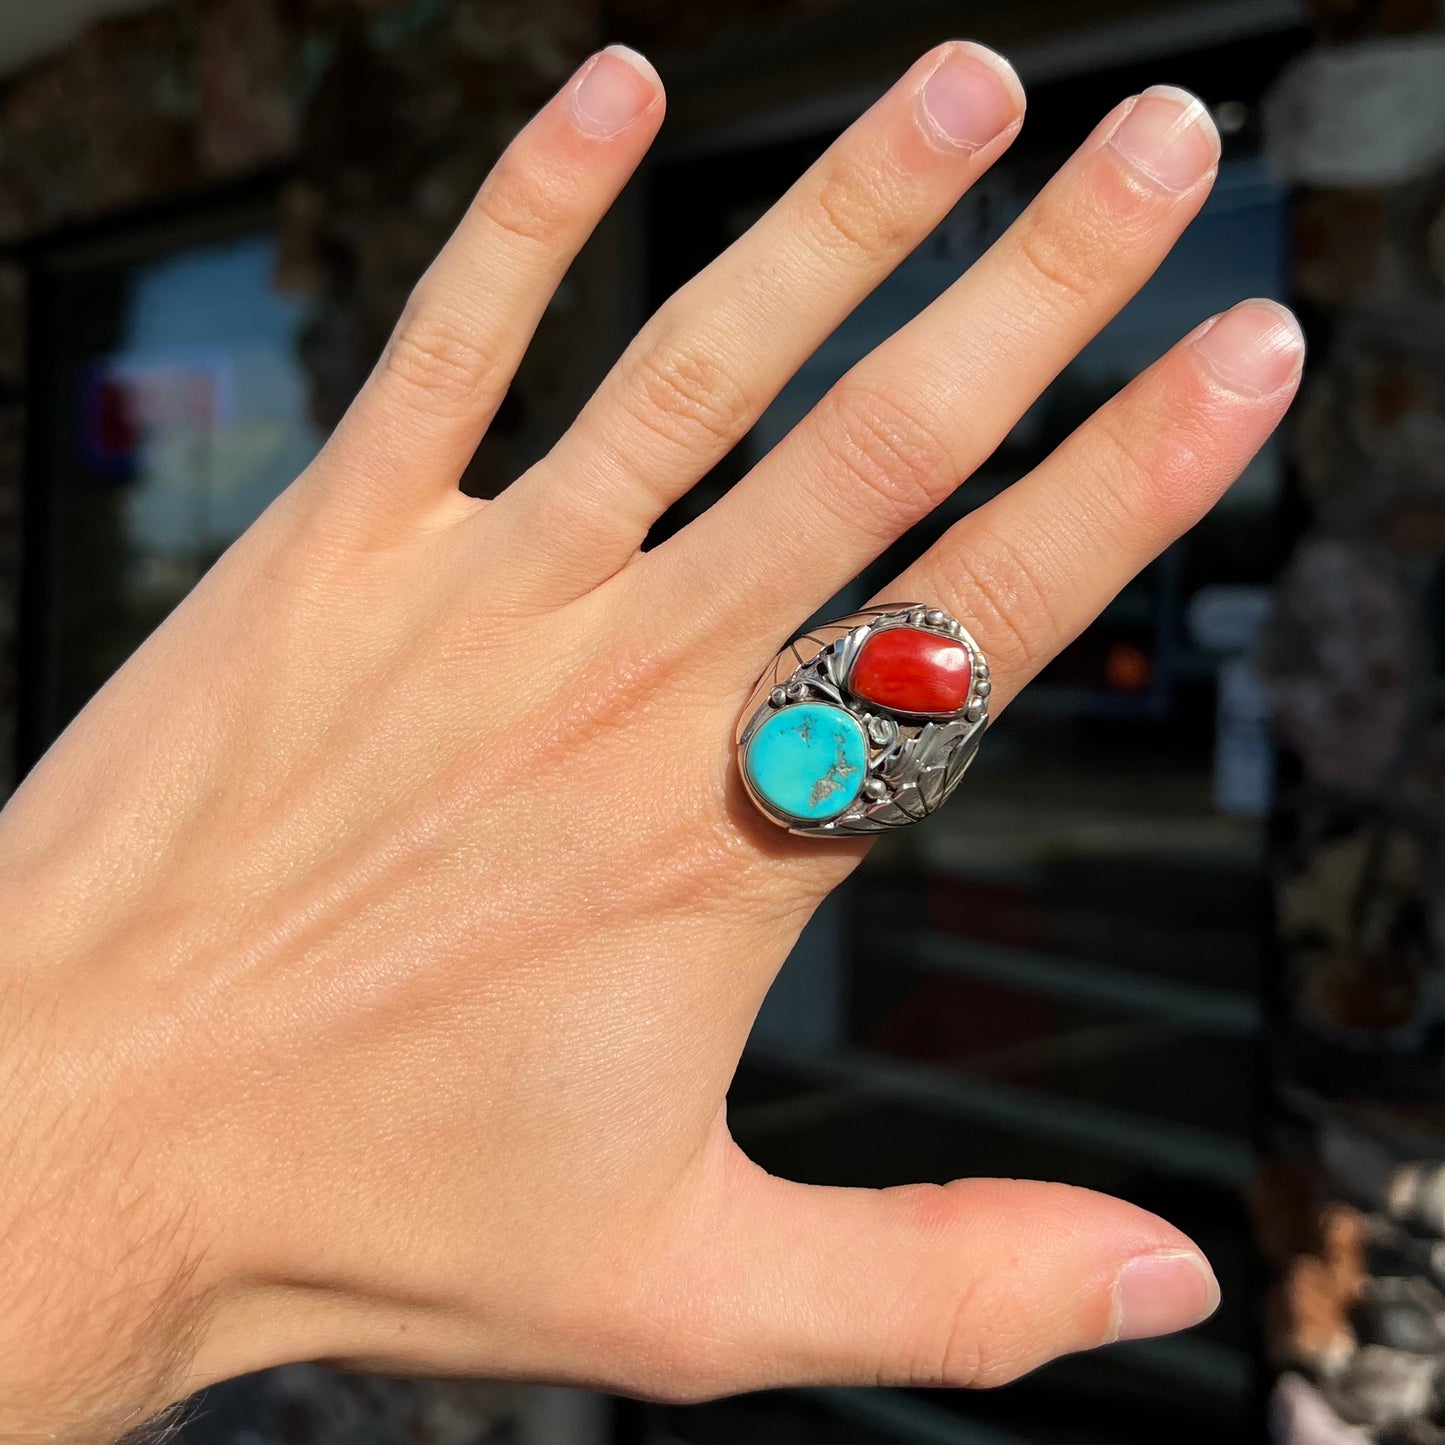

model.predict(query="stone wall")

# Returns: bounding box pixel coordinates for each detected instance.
[1257,2,1445,1440]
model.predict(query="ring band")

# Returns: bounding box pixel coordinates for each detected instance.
[736,603,990,836]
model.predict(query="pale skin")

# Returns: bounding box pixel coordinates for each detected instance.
[0,41,1302,1442]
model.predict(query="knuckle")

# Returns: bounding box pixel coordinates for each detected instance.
[1012,150,1183,313]
[1012,208,1101,309]
[1092,404,1158,491]
[807,163,910,267]
[380,303,495,415]
[882,1185,1035,1390]
[1090,406,1171,524]
[938,1308,1032,1389]
[620,329,756,454]
[471,157,567,247]
[814,381,959,534]
[871,1184,989,1390]
[939,530,1061,684]
[893,1178,972,1242]
[1090,384,1210,534]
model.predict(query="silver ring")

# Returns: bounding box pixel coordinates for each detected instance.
[736,603,990,837]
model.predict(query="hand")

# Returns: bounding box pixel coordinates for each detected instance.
[0,41,1300,1440]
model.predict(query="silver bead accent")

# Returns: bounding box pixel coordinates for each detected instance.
[736,602,989,837]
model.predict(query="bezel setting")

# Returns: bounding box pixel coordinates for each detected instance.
[736,603,990,837]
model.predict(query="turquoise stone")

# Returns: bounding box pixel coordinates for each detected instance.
[744,703,867,822]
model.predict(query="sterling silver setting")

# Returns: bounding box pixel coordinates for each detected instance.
[736,603,990,837]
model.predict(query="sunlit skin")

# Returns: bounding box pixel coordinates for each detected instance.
[0,42,1302,1442]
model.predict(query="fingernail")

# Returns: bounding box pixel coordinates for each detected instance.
[1105,85,1219,191]
[573,45,659,138]
[1193,299,1305,395]
[1110,1251,1220,1343]
[919,42,1024,152]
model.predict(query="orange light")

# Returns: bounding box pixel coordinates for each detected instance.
[1106,642,1152,693]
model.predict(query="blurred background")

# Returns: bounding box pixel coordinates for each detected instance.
[1,1,1443,1441]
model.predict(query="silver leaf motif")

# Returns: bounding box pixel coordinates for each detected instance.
[735,605,989,837]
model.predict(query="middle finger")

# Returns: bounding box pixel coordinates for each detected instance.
[492,42,1024,592]
[658,86,1221,642]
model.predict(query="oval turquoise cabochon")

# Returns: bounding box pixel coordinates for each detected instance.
[744,702,867,822]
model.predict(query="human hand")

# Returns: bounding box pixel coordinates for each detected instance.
[0,41,1301,1441]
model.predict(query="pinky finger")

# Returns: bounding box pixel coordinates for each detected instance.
[886,298,1304,711]
[316,46,664,528]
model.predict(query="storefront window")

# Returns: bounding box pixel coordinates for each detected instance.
[27,218,323,747]
[643,64,1291,1445]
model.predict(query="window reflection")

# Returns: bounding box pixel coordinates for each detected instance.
[36,228,323,738]
[721,152,1286,1441]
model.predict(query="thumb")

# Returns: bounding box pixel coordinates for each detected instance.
[659,1155,1219,1398]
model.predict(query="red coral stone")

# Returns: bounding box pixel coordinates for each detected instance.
[850,628,972,715]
